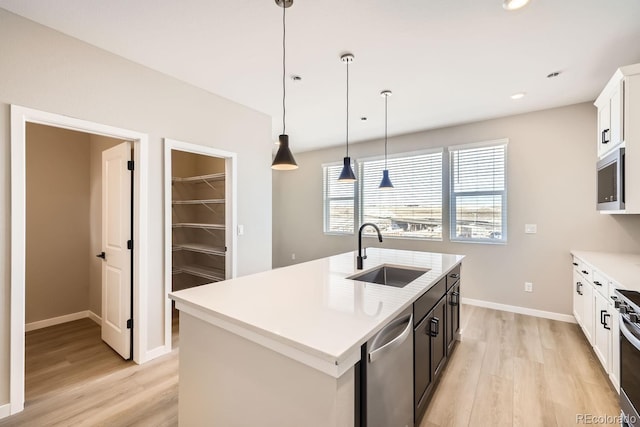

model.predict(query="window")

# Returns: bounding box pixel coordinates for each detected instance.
[449,141,507,243]
[359,152,443,239]
[323,163,355,234]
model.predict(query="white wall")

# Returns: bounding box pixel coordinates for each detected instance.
[0,9,272,406]
[273,103,640,317]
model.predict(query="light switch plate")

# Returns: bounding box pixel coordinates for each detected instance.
[525,224,537,234]
[237,225,244,236]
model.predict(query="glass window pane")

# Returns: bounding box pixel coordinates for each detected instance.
[361,152,443,240]
[453,195,503,240]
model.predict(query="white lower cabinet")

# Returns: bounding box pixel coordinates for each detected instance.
[571,255,621,393]
[593,290,611,369]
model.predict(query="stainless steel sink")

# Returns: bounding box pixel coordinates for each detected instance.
[347,264,430,288]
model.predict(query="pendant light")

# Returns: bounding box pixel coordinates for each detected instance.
[271,0,298,170]
[338,53,356,182]
[379,90,394,189]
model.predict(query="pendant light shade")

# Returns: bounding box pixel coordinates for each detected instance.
[272,134,298,170]
[379,90,394,189]
[338,156,356,181]
[338,53,357,182]
[271,0,298,170]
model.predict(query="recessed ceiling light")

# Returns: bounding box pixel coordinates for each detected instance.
[546,71,561,78]
[511,92,526,100]
[503,0,530,11]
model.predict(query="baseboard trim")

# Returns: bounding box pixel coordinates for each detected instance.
[144,345,172,364]
[25,310,100,332]
[0,403,11,419]
[461,297,576,324]
[87,311,102,326]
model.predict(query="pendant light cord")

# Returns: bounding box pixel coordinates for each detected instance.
[282,3,286,135]
[384,95,388,169]
[346,60,349,157]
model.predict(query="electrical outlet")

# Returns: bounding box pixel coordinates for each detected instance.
[524,282,533,292]
[291,253,296,260]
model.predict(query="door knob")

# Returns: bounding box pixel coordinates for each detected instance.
[96,252,106,260]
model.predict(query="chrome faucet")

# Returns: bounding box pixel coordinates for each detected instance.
[357,223,383,270]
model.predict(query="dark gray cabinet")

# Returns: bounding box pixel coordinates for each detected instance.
[413,263,461,426]
[446,280,461,355]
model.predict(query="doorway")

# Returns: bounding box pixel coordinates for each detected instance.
[9,105,150,415]
[163,138,237,348]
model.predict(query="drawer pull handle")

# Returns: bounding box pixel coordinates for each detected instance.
[581,270,589,275]
[594,281,602,286]
[449,273,460,279]
[572,262,579,266]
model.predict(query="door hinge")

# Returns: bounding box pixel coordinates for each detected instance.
[127,319,133,329]
[224,246,227,252]
[127,160,134,171]
[127,240,133,250]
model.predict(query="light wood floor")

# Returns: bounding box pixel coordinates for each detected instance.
[0,306,619,426]
[420,305,620,427]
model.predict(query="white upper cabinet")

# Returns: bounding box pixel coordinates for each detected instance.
[594,63,640,158]
[596,80,622,158]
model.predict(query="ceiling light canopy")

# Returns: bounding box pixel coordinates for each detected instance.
[271,0,298,171]
[338,53,357,182]
[503,0,530,10]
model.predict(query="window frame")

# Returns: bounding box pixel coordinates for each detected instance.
[448,139,508,244]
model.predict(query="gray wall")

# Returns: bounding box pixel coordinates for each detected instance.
[273,102,640,316]
[25,123,91,323]
[0,9,272,406]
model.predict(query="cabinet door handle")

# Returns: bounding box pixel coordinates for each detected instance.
[576,281,583,295]
[449,273,460,279]
[603,313,611,330]
[602,129,610,144]
[572,262,579,266]
[449,291,459,306]
[428,317,440,337]
[600,309,606,326]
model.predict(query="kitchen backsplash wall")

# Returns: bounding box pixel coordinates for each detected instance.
[273,102,640,316]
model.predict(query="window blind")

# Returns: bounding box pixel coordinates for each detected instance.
[323,164,355,234]
[360,152,443,239]
[449,143,507,242]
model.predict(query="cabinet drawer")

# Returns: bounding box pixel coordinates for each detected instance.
[446,264,461,289]
[592,269,608,297]
[414,277,446,326]
[578,263,593,284]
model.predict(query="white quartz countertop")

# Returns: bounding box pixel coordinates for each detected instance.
[170,248,464,378]
[571,250,640,291]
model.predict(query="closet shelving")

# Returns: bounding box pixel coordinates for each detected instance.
[171,157,227,291]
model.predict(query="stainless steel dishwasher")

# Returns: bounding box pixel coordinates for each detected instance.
[364,305,414,427]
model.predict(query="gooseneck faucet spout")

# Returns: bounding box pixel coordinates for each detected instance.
[357,223,383,270]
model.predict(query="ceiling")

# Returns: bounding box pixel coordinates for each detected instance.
[2,0,640,152]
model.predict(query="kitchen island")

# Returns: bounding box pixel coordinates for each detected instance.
[170,248,464,427]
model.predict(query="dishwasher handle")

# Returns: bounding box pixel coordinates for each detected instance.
[368,313,413,363]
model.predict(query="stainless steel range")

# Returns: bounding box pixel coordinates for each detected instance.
[614,289,640,427]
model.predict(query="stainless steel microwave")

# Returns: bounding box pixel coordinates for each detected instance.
[597,147,625,211]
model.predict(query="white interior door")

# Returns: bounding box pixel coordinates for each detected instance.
[101,141,132,359]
